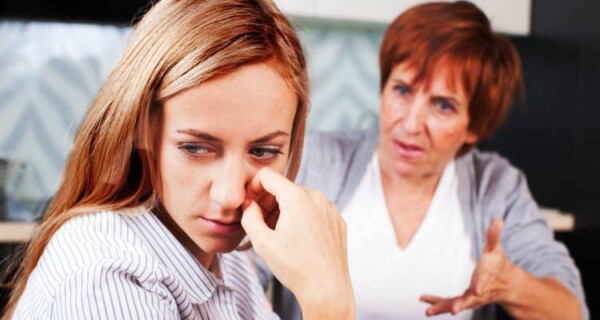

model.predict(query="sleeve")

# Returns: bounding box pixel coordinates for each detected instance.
[50,259,180,320]
[478,155,589,319]
[295,131,319,186]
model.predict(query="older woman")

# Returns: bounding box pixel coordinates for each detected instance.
[275,1,587,320]
[3,0,354,319]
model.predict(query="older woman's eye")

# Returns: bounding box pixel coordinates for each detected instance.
[435,98,456,113]
[250,147,282,160]
[394,84,411,96]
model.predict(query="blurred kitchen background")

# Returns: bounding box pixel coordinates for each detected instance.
[0,0,599,317]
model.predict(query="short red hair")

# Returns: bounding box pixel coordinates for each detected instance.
[379,1,524,155]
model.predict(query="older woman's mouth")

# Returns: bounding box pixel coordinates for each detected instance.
[392,139,426,160]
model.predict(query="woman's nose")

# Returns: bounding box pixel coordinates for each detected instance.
[402,98,427,135]
[209,157,248,209]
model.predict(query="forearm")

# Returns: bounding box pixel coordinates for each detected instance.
[500,262,582,320]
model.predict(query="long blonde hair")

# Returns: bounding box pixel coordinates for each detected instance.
[3,0,308,316]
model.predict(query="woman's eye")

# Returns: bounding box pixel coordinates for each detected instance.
[436,99,456,112]
[394,84,411,96]
[250,147,282,160]
[180,144,210,155]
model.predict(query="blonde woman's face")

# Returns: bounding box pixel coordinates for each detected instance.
[155,62,297,267]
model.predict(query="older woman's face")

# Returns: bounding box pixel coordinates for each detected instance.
[154,62,296,267]
[378,62,478,181]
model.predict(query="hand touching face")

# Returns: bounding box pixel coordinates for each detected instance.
[154,61,296,267]
[242,168,355,319]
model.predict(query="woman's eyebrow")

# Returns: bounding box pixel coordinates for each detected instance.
[175,129,288,143]
[391,77,411,86]
[431,95,461,106]
[252,131,289,144]
[176,129,221,142]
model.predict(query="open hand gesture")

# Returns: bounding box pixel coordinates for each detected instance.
[420,219,512,316]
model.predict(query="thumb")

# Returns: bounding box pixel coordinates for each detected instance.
[485,219,504,252]
[241,200,272,245]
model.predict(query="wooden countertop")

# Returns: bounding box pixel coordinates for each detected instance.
[0,221,37,243]
[0,209,575,243]
[540,208,575,232]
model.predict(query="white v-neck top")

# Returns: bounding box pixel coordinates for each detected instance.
[342,153,476,320]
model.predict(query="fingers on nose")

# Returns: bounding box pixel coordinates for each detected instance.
[210,170,248,209]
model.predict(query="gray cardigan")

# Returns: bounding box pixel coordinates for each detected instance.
[273,130,588,320]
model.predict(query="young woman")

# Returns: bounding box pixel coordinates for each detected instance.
[3,0,354,319]
[275,1,588,320]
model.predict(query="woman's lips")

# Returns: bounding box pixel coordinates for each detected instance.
[392,139,426,160]
[200,217,242,234]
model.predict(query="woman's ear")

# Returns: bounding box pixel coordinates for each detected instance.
[465,131,479,144]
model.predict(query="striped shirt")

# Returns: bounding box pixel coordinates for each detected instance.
[13,208,278,319]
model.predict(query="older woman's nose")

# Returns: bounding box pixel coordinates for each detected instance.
[402,99,427,135]
[209,157,248,209]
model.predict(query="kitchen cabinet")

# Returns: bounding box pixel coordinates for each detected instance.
[274,0,531,36]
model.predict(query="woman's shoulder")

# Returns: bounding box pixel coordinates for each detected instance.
[297,130,378,206]
[458,149,519,174]
[304,130,378,155]
[456,149,541,228]
[298,130,377,185]
[51,208,151,253]
[18,209,185,319]
[35,209,162,293]
[457,149,527,195]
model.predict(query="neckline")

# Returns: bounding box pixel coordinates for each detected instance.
[374,156,456,253]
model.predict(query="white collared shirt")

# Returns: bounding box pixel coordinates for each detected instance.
[13,209,277,319]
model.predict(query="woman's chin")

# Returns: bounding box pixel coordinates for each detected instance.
[391,161,425,179]
[198,234,247,255]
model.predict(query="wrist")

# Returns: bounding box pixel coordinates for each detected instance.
[298,283,355,320]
